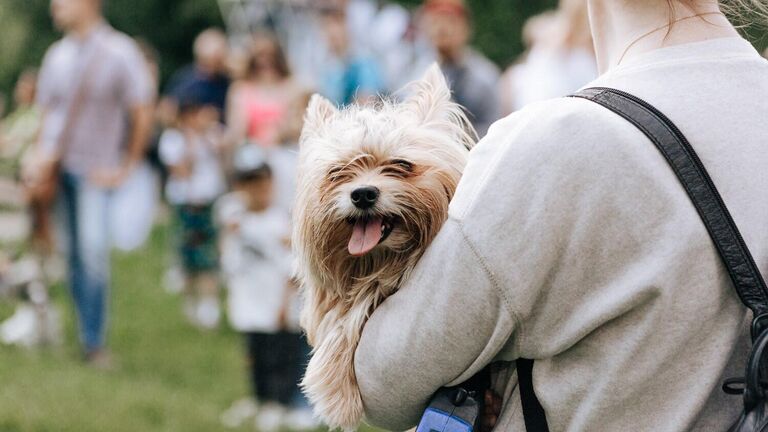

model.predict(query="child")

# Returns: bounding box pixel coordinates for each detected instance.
[159,92,226,329]
[217,145,314,431]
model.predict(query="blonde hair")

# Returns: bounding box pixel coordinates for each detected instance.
[721,0,768,26]
[676,0,768,27]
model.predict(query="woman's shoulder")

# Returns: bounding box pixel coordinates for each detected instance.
[451,96,662,220]
[478,96,645,165]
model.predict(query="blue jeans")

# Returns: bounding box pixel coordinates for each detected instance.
[59,171,112,353]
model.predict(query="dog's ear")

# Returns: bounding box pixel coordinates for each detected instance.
[404,63,453,125]
[304,94,338,134]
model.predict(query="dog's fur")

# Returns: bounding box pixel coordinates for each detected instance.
[294,65,476,430]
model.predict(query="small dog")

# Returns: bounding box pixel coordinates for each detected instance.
[294,64,476,430]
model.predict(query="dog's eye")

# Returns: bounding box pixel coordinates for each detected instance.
[326,166,348,183]
[394,160,414,171]
[382,159,414,177]
[327,166,343,177]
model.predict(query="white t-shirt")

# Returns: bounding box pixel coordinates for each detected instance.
[267,145,299,215]
[159,128,226,205]
[217,192,296,333]
[355,37,768,432]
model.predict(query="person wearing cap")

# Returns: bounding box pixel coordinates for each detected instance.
[158,90,226,330]
[216,146,313,431]
[420,0,501,136]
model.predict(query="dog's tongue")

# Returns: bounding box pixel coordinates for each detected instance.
[348,217,384,256]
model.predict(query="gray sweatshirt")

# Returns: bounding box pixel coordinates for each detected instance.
[354,37,768,431]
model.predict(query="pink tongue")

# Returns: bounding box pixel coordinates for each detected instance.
[348,217,384,256]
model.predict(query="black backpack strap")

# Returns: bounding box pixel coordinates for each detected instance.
[517,358,549,431]
[570,87,768,320]
[516,87,768,432]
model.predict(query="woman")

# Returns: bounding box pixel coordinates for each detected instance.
[353,1,768,431]
[226,33,303,149]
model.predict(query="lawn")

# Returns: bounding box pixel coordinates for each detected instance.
[0,224,256,432]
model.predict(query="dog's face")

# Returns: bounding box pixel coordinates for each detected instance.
[295,65,474,289]
[295,66,476,430]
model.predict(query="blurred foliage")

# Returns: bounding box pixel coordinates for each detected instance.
[0,0,765,108]
[0,0,224,107]
[0,0,559,105]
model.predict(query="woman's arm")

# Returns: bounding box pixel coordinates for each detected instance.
[353,97,635,429]
[354,217,518,430]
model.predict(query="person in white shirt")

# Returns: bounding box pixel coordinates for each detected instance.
[217,146,314,432]
[159,91,226,329]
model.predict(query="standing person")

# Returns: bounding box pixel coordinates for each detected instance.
[159,92,226,330]
[217,146,314,432]
[354,0,768,431]
[30,0,153,366]
[0,70,43,252]
[2,69,47,255]
[419,0,500,136]
[226,33,305,150]
[163,28,230,124]
[0,69,62,350]
[0,69,41,164]
[317,6,385,106]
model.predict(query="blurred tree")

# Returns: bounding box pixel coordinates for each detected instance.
[0,0,57,106]
[0,0,765,109]
[0,0,224,108]
[105,0,224,86]
[0,0,559,103]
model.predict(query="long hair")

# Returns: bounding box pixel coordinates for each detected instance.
[246,32,291,80]
[671,0,768,27]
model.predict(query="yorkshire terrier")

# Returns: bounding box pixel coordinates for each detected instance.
[293,64,476,430]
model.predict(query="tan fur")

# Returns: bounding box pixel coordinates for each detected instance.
[293,64,476,431]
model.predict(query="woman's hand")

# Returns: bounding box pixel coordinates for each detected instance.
[479,389,503,432]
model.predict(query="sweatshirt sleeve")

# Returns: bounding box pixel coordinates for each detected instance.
[354,217,518,429]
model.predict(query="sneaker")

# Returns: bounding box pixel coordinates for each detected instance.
[0,303,37,346]
[284,407,321,431]
[196,297,220,330]
[220,397,258,429]
[255,402,287,432]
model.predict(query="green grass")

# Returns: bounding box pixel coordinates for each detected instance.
[0,224,254,432]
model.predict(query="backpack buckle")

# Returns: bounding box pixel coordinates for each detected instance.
[751,313,768,342]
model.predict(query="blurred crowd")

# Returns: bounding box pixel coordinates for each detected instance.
[0,0,602,430]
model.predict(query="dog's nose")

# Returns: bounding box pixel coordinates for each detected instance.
[351,186,379,209]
